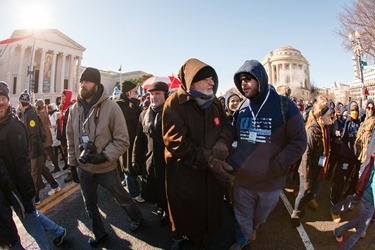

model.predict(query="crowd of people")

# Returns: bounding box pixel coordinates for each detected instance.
[0,58,375,250]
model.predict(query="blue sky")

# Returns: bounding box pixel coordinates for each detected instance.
[0,0,355,93]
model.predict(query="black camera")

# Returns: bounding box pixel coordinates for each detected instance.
[79,141,96,164]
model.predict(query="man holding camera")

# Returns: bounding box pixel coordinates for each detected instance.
[66,67,143,247]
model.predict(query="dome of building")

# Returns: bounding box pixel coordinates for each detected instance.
[261,46,311,100]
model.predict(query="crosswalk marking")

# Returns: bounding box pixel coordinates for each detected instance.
[280,190,314,250]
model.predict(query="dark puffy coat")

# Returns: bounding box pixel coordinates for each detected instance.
[0,112,35,201]
[116,95,141,175]
[0,187,19,247]
[22,105,44,159]
[162,58,233,242]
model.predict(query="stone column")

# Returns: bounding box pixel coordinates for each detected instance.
[17,46,26,94]
[60,53,66,91]
[50,51,57,93]
[69,55,74,90]
[76,57,82,93]
[6,46,16,84]
[38,49,46,93]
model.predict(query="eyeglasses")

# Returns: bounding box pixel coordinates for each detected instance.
[367,106,374,111]
[240,76,253,83]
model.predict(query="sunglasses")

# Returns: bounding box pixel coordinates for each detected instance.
[367,106,374,111]
[240,76,254,83]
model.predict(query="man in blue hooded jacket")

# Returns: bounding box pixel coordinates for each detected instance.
[228,60,307,249]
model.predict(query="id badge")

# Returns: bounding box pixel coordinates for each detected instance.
[318,156,326,167]
[248,131,257,144]
[81,133,90,144]
[342,163,349,170]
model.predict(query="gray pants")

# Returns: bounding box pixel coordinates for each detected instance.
[78,168,141,238]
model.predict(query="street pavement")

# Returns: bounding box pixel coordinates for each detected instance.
[14,161,375,249]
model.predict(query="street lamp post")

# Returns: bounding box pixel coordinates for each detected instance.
[349,30,365,108]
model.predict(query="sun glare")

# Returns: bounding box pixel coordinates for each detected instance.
[17,1,51,29]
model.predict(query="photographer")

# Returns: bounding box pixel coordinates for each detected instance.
[66,67,143,247]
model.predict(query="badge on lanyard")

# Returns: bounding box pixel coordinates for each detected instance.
[248,131,257,144]
[318,156,326,167]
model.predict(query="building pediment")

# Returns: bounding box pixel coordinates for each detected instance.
[10,29,85,53]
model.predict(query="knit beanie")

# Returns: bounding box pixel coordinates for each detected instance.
[192,66,216,83]
[19,89,31,104]
[121,81,137,94]
[0,81,9,99]
[80,67,101,85]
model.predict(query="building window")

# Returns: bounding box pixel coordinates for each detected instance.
[13,77,17,95]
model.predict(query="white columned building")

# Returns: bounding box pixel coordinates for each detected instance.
[261,46,311,100]
[0,29,86,105]
[0,29,149,106]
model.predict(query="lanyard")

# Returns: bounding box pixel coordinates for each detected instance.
[82,108,96,128]
[247,88,270,127]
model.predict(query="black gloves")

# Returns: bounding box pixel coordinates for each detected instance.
[87,152,107,165]
[10,190,25,218]
[208,156,235,185]
[212,141,229,161]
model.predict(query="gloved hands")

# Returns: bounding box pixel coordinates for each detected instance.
[10,190,25,218]
[351,194,361,205]
[212,141,228,161]
[87,152,107,165]
[208,156,235,185]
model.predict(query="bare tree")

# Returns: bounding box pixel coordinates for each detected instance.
[128,73,153,87]
[336,0,375,59]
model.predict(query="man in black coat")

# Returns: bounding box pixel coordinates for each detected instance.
[115,80,145,203]
[0,81,66,248]
[133,81,169,225]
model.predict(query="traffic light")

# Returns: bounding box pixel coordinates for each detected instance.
[353,55,360,78]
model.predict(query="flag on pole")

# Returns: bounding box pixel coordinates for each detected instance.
[0,34,33,45]
[118,65,122,72]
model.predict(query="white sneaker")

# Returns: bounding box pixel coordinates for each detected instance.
[133,195,145,203]
[48,186,61,196]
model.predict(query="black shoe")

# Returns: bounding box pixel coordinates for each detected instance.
[64,173,73,183]
[53,229,67,246]
[130,216,143,232]
[291,211,301,227]
[88,233,107,247]
[51,167,61,173]
[71,167,80,183]
[160,212,170,226]
[170,239,186,250]
[63,164,68,170]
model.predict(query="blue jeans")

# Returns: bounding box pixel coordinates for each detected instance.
[335,198,375,250]
[233,186,280,244]
[125,174,141,198]
[36,210,65,237]
[18,210,52,250]
[294,174,323,214]
[78,168,141,239]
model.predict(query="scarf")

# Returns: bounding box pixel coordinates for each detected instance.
[187,89,215,110]
[143,104,163,136]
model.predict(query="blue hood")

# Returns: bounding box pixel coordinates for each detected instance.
[233,60,269,102]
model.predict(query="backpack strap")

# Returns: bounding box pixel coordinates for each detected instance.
[280,95,289,125]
